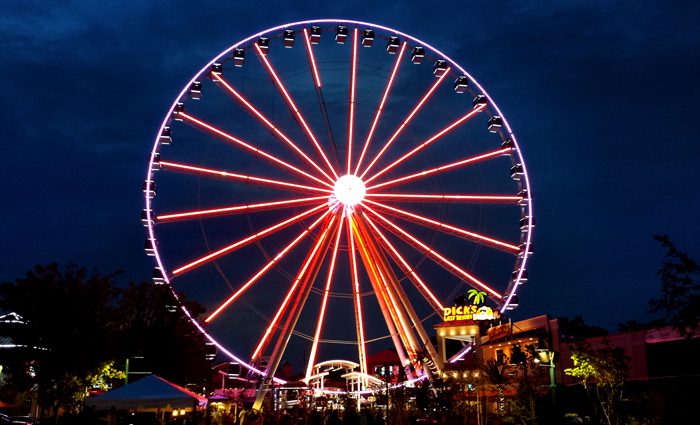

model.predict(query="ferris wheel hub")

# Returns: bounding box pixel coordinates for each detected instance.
[333,175,366,206]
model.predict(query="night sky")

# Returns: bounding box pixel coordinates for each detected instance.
[2,1,699,370]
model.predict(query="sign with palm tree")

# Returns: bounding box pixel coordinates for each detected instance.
[468,289,488,305]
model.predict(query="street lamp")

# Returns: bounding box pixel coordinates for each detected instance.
[536,336,557,413]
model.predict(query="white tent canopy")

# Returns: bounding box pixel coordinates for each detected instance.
[87,375,208,411]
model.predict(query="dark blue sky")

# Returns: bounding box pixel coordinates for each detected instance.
[2,1,699,367]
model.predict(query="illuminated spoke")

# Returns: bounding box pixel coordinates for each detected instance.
[172,203,328,276]
[347,26,358,175]
[205,209,333,323]
[365,199,520,253]
[160,161,331,195]
[362,206,502,300]
[179,112,332,189]
[365,194,522,204]
[365,103,487,184]
[211,74,335,184]
[255,43,339,180]
[360,65,451,180]
[366,147,513,192]
[363,214,444,313]
[252,213,338,360]
[305,210,345,381]
[156,196,327,223]
[347,213,368,381]
[303,26,322,88]
[355,41,406,175]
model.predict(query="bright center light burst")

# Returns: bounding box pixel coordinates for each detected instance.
[333,175,366,206]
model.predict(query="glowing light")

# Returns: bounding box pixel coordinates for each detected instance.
[255,43,338,180]
[347,26,358,175]
[172,203,327,275]
[211,74,334,184]
[303,27,322,87]
[365,103,487,184]
[252,216,337,359]
[332,175,366,206]
[365,199,520,252]
[367,147,512,191]
[205,210,332,323]
[355,41,406,175]
[157,196,326,222]
[179,112,332,188]
[361,67,452,180]
[160,161,331,195]
[365,194,522,203]
[363,207,502,299]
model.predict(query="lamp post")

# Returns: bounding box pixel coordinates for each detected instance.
[536,336,557,414]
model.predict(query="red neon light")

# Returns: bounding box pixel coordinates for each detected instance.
[303,27,322,88]
[347,216,368,378]
[252,216,337,359]
[365,199,520,252]
[160,161,331,194]
[172,203,327,275]
[365,194,522,203]
[360,66,452,180]
[255,43,338,180]
[363,206,502,299]
[347,27,358,175]
[374,262,417,352]
[365,103,487,184]
[156,196,326,222]
[367,148,512,191]
[363,215,444,311]
[180,112,333,189]
[354,41,406,176]
[211,74,334,184]
[205,210,332,323]
[306,211,345,380]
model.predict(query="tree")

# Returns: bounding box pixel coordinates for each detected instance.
[648,234,700,338]
[0,263,121,417]
[0,263,212,418]
[506,344,548,425]
[565,340,630,425]
[559,316,609,340]
[111,281,211,387]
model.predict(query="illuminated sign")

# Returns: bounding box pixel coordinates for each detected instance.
[443,305,500,322]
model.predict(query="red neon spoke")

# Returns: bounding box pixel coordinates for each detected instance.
[305,210,345,380]
[347,214,368,378]
[362,206,502,299]
[303,26,322,88]
[156,196,327,223]
[252,214,338,360]
[366,147,513,192]
[204,208,333,323]
[360,66,452,180]
[211,74,335,184]
[255,43,339,180]
[365,103,487,184]
[179,112,333,189]
[172,203,328,276]
[365,194,522,204]
[365,199,519,253]
[354,41,406,176]
[347,26,358,175]
[160,161,331,195]
[363,214,444,312]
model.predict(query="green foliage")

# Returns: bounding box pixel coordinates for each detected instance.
[565,340,630,425]
[649,234,700,338]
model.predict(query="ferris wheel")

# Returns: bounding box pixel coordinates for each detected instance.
[143,19,533,404]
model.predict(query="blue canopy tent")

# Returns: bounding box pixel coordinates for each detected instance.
[86,375,207,412]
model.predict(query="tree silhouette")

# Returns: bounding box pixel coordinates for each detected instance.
[649,234,700,337]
